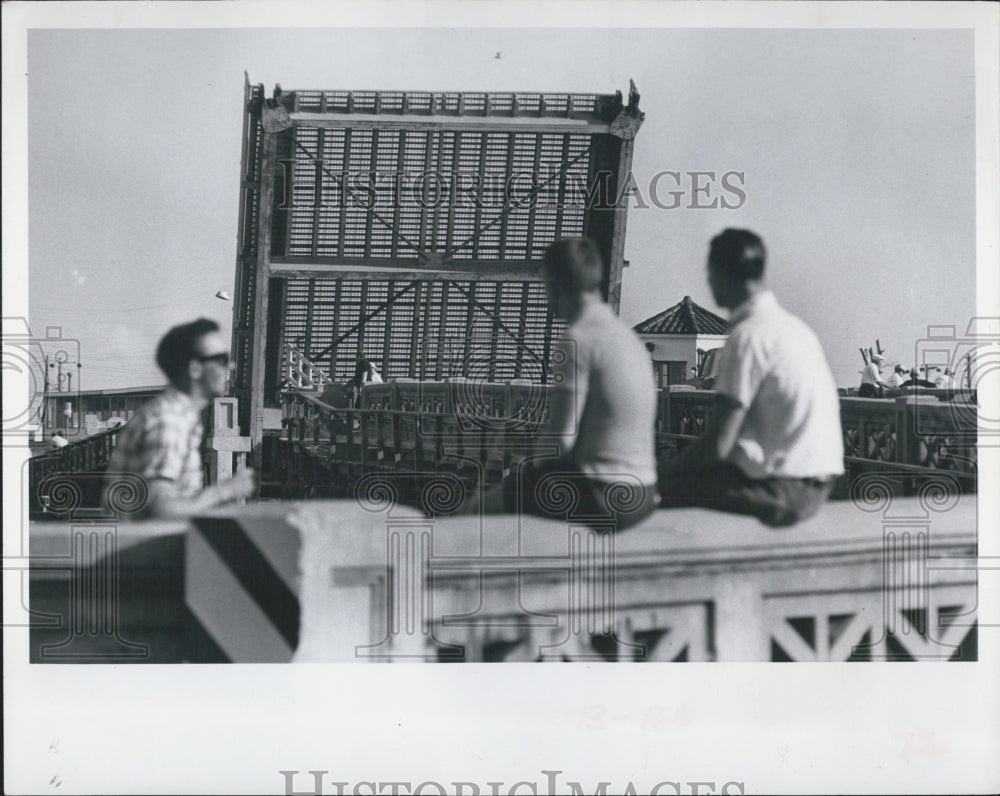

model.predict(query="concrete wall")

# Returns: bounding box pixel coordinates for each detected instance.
[29,493,978,663]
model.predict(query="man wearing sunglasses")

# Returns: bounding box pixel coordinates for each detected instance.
[106,317,256,518]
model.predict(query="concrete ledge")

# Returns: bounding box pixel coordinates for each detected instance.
[28,495,978,663]
[281,496,976,662]
[30,518,189,559]
[282,496,975,567]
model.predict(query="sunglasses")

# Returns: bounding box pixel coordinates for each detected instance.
[196,352,231,367]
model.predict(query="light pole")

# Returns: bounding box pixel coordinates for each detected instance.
[43,354,51,433]
[47,351,82,432]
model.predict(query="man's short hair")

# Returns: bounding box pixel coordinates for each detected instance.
[543,237,605,294]
[155,318,220,384]
[709,228,766,282]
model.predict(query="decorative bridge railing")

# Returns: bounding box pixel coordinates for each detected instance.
[28,397,251,518]
[283,342,330,392]
[28,425,127,516]
[272,383,548,501]
[273,383,978,500]
[28,382,978,514]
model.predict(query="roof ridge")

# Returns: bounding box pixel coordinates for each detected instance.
[683,297,698,332]
[633,295,728,335]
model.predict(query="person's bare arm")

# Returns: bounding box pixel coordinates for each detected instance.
[535,338,587,457]
[146,468,257,518]
[541,383,581,455]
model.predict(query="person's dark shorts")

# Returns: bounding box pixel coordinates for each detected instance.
[658,461,835,527]
[502,455,658,531]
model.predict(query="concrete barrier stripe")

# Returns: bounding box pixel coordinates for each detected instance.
[241,524,300,596]
[192,518,300,649]
[182,605,231,663]
[185,530,294,662]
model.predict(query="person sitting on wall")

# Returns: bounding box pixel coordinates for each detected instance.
[105,318,256,519]
[658,229,844,527]
[460,237,659,531]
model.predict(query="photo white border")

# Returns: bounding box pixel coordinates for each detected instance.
[4,2,999,794]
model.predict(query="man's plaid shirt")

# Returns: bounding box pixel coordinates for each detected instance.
[108,387,205,515]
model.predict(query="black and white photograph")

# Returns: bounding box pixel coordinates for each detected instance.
[3,1,999,794]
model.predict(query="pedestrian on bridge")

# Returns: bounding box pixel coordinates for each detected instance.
[350,357,383,408]
[886,364,908,389]
[858,351,887,398]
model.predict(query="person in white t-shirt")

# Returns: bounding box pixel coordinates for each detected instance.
[658,229,844,526]
[461,237,659,530]
[886,365,907,389]
[934,368,954,389]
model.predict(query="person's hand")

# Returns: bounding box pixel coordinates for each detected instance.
[225,467,257,501]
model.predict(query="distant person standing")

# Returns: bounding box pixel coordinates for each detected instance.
[465,237,659,530]
[900,369,935,389]
[935,368,954,389]
[658,229,844,527]
[106,318,255,519]
[886,364,908,389]
[350,357,383,407]
[858,352,887,398]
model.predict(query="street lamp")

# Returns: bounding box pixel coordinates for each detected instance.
[44,352,81,433]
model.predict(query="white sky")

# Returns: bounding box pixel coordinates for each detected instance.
[24,24,977,389]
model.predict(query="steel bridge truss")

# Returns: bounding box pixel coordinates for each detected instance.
[232,77,644,444]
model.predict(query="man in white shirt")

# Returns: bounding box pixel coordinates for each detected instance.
[886,365,908,389]
[859,353,887,398]
[658,229,844,526]
[934,368,954,389]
